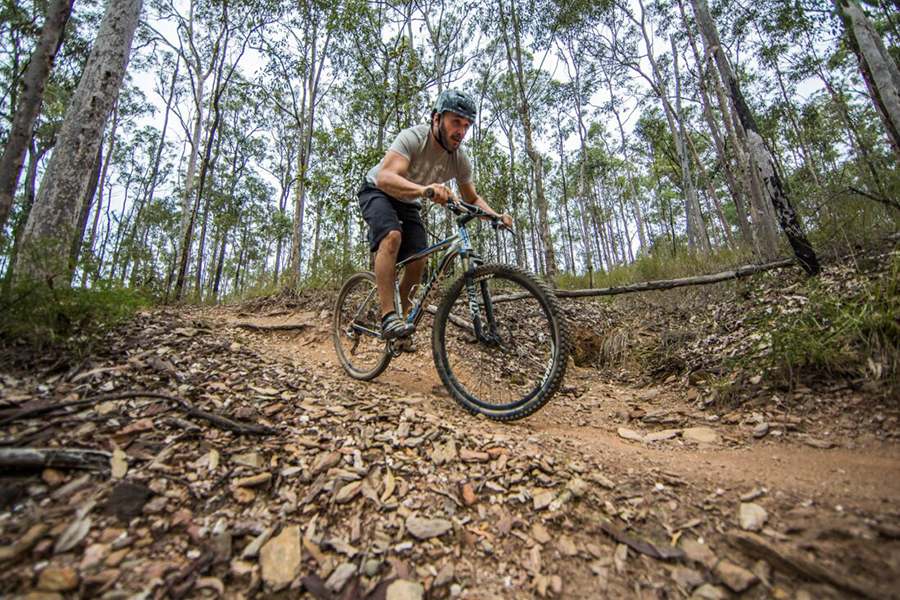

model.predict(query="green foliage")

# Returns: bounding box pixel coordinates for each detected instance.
[757,256,900,389]
[0,279,146,350]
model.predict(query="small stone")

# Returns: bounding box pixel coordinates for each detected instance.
[557,535,577,556]
[461,484,477,506]
[232,487,255,503]
[671,566,704,591]
[80,543,110,570]
[325,562,356,593]
[434,562,455,587]
[385,579,424,600]
[363,559,382,577]
[532,523,551,544]
[42,469,66,487]
[752,422,769,438]
[259,525,302,591]
[617,427,645,442]
[550,575,563,594]
[232,452,263,469]
[231,559,254,578]
[406,516,452,540]
[533,490,554,510]
[459,448,490,462]
[104,548,129,567]
[566,477,588,497]
[740,488,766,502]
[645,429,682,442]
[614,544,627,574]
[681,539,718,570]
[37,566,79,591]
[752,559,772,586]
[683,427,719,444]
[714,560,759,592]
[691,583,729,600]
[233,473,271,488]
[242,527,274,559]
[739,503,768,532]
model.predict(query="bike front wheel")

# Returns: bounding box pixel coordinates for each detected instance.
[333,271,391,380]
[432,264,570,421]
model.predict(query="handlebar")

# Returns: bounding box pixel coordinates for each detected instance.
[446,198,509,231]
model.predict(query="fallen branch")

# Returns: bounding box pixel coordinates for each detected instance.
[487,259,796,303]
[235,323,311,332]
[728,531,885,600]
[0,447,112,470]
[425,305,475,334]
[595,519,683,561]
[0,391,274,436]
[0,392,190,426]
[185,407,275,436]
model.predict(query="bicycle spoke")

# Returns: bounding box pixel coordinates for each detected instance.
[440,274,555,409]
[333,273,390,380]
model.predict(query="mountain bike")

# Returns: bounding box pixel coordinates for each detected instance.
[332,199,570,421]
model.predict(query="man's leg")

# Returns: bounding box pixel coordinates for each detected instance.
[398,258,425,316]
[374,230,402,317]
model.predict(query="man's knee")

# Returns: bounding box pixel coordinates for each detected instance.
[380,230,402,251]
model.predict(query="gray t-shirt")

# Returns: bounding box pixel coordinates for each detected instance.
[365,123,473,203]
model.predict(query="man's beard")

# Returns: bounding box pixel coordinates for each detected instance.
[440,122,461,149]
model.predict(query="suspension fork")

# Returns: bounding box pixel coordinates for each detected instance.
[461,256,496,343]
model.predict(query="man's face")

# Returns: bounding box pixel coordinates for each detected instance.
[433,111,472,151]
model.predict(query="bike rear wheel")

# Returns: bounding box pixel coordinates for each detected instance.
[333,271,391,380]
[432,264,570,421]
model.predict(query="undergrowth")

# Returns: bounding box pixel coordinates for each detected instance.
[758,255,900,393]
[0,279,146,353]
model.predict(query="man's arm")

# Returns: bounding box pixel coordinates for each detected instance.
[459,182,514,228]
[376,150,457,206]
[375,151,428,200]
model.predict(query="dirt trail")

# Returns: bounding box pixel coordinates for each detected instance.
[236,309,900,514]
[215,305,900,599]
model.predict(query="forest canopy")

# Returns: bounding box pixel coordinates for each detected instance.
[0,0,898,302]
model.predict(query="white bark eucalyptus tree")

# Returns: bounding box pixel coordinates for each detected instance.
[690,0,820,276]
[836,0,900,165]
[19,0,144,285]
[0,0,75,234]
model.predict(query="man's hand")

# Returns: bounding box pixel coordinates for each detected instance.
[498,213,513,230]
[423,184,457,206]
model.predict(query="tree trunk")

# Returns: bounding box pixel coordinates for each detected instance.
[672,35,710,253]
[677,0,752,244]
[838,0,900,164]
[498,0,556,284]
[0,0,74,233]
[691,0,820,276]
[68,144,103,277]
[18,0,143,284]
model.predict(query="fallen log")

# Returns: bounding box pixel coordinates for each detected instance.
[487,259,796,303]
[235,323,311,332]
[0,447,112,470]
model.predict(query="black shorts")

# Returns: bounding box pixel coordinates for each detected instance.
[358,182,427,260]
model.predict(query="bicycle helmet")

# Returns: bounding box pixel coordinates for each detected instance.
[433,89,477,121]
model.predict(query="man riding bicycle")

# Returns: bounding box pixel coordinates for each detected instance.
[358,89,514,345]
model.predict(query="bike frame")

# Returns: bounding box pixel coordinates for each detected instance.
[350,205,493,342]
